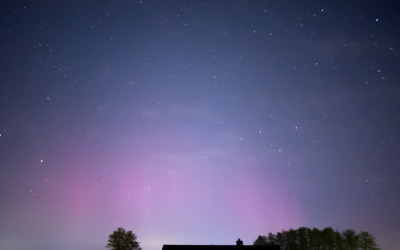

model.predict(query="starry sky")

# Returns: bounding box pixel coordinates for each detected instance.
[0,1,399,250]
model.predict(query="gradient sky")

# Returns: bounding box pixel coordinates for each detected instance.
[0,1,399,250]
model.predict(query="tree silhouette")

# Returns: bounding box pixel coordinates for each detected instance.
[254,227,380,250]
[297,227,308,250]
[321,227,335,250]
[275,232,284,247]
[358,231,379,250]
[343,229,359,250]
[254,235,268,245]
[266,232,277,245]
[333,229,345,250]
[106,227,141,250]
[286,229,297,250]
[309,228,322,250]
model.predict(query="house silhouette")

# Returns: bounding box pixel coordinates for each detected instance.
[162,239,280,250]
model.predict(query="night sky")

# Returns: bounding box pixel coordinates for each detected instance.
[1,1,399,250]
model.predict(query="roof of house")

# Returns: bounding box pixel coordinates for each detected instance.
[162,245,280,250]
[162,239,280,250]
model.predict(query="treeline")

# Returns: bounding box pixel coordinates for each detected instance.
[254,227,379,250]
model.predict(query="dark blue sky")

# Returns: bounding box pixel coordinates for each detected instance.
[0,1,399,250]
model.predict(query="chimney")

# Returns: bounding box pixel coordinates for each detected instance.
[236,239,243,247]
